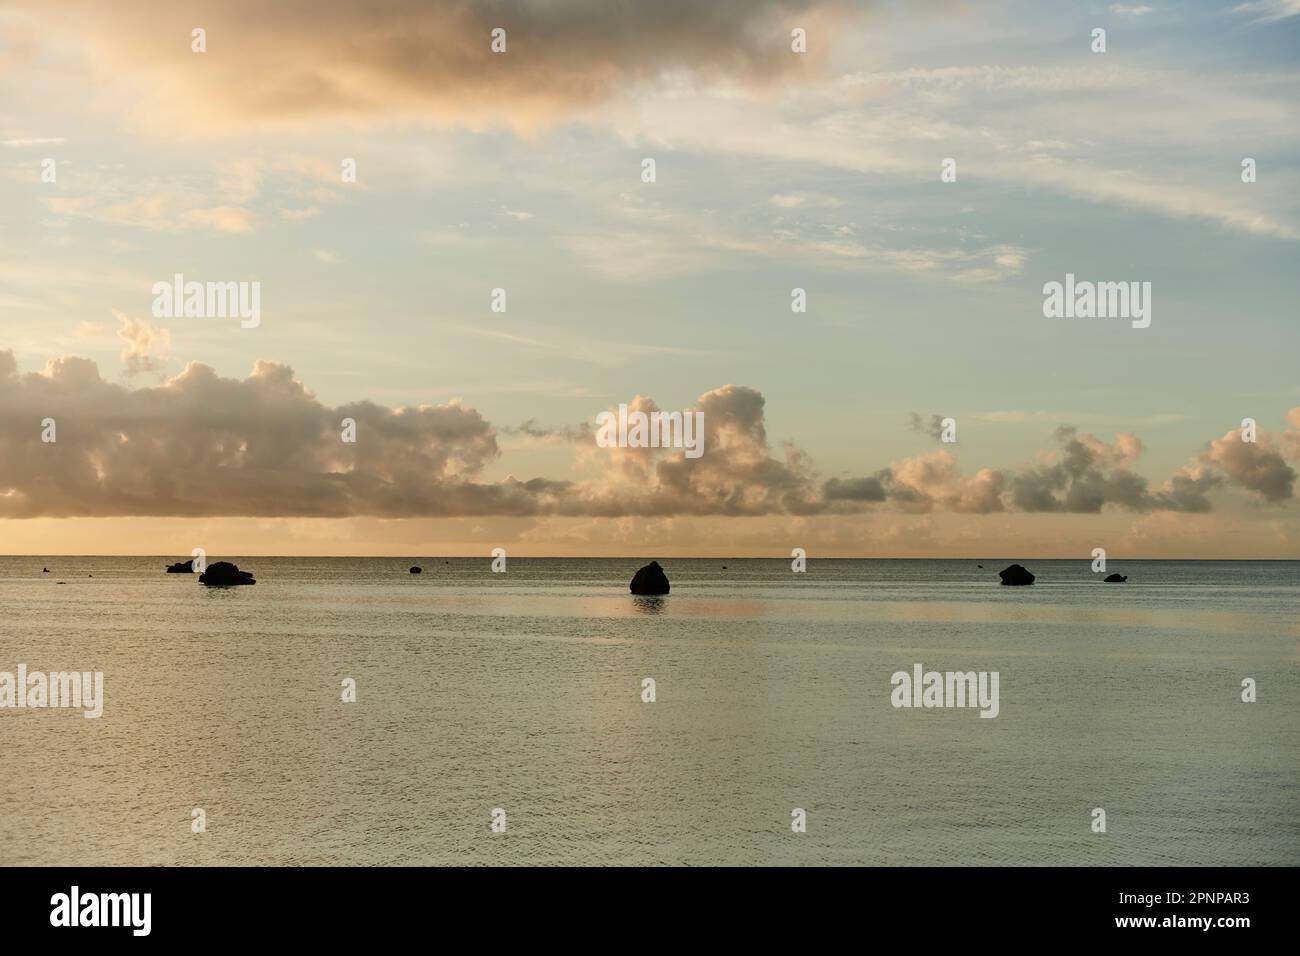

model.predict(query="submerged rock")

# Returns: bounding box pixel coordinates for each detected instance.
[165,560,194,573]
[198,561,256,586]
[629,561,670,596]
[409,566,422,574]
[998,564,1035,586]
[1103,573,1127,583]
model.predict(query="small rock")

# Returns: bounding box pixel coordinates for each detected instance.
[410,566,422,574]
[1103,573,1127,583]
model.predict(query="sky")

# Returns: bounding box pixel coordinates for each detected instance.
[1,0,1299,557]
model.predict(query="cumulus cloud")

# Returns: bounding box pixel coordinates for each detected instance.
[563,386,823,517]
[0,351,528,518]
[830,419,1296,516]
[2,349,1297,519]
[1199,422,1297,503]
[112,309,169,379]
[886,451,1007,514]
[997,416,1300,512]
[1006,428,1160,513]
[824,452,1005,515]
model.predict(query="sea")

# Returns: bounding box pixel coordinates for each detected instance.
[0,556,1295,866]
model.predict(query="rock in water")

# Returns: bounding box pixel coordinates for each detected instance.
[998,564,1035,586]
[1103,573,1127,583]
[198,561,256,586]
[165,560,194,573]
[629,561,670,595]
[409,566,422,574]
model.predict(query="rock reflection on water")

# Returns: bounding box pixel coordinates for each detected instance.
[631,595,666,614]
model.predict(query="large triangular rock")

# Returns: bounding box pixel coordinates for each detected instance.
[629,561,670,595]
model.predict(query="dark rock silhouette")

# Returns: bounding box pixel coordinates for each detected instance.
[165,560,194,573]
[977,564,984,568]
[42,567,49,573]
[198,561,256,586]
[998,564,1035,586]
[630,561,670,595]
[1103,573,1127,583]
[409,566,422,574]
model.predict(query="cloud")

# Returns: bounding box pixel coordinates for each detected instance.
[564,208,1030,283]
[564,385,824,517]
[181,205,256,234]
[1232,1,1300,24]
[0,351,517,518]
[15,0,847,134]
[1147,468,1221,514]
[41,191,258,234]
[883,449,1007,514]
[838,424,1260,516]
[1006,428,1163,513]
[112,309,170,379]
[34,154,348,236]
[500,419,592,443]
[1199,423,1297,503]
[909,413,946,443]
[823,474,888,502]
[1,349,1296,519]
[72,320,111,339]
[613,64,1300,242]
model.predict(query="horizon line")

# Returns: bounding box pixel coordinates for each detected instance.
[2,553,1297,562]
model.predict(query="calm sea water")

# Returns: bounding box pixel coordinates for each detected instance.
[0,556,1295,866]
